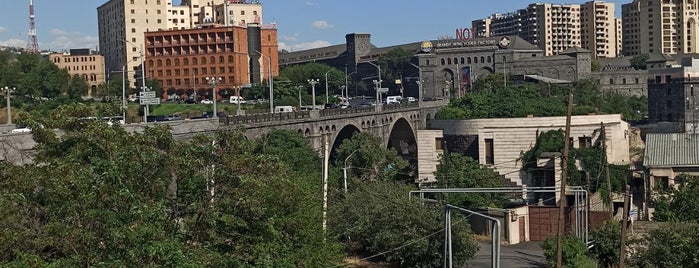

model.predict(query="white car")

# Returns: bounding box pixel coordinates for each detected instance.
[11,126,32,133]
[200,99,213,104]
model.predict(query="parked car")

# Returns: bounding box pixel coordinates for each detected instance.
[229,96,246,104]
[201,99,213,104]
[184,98,196,104]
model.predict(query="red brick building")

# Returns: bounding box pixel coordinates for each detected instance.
[145,23,278,101]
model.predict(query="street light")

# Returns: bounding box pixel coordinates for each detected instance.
[297,85,303,108]
[409,61,423,107]
[3,86,15,125]
[308,79,319,109]
[254,49,274,114]
[366,61,382,107]
[324,70,331,104]
[119,39,148,119]
[342,149,358,194]
[206,77,222,118]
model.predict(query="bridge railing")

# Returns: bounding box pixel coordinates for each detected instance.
[319,106,374,116]
[220,111,311,125]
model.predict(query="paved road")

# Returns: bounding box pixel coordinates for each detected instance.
[468,241,547,268]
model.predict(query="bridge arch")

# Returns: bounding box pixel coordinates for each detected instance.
[330,123,362,161]
[387,117,417,164]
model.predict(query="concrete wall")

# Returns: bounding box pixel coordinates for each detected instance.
[431,114,631,185]
[416,130,443,184]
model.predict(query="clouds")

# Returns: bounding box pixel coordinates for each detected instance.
[278,39,331,52]
[0,38,24,48]
[43,28,98,51]
[0,26,6,34]
[312,20,334,30]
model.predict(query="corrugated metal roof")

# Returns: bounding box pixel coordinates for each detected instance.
[644,133,699,167]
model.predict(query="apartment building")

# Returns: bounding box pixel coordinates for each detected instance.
[473,1,619,57]
[97,0,263,88]
[581,1,621,58]
[622,0,699,56]
[144,23,278,100]
[49,49,106,97]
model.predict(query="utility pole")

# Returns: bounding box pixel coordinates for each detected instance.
[619,185,630,268]
[586,172,592,242]
[322,134,329,235]
[556,92,574,268]
[602,122,612,217]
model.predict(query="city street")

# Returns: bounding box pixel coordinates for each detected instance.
[468,241,547,268]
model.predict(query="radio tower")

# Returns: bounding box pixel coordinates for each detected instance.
[26,0,39,53]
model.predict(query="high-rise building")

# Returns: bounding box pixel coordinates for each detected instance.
[581,1,620,58]
[473,1,619,57]
[97,0,262,88]
[622,0,699,56]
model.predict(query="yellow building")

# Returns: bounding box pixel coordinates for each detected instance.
[622,0,699,56]
[49,49,105,97]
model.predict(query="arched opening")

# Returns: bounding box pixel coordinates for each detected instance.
[330,124,361,162]
[387,118,417,173]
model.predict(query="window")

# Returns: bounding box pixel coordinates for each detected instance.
[131,9,135,14]
[578,136,592,148]
[241,11,245,15]
[655,176,669,190]
[435,137,443,150]
[485,139,494,165]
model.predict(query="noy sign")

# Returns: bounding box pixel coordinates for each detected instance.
[455,27,476,40]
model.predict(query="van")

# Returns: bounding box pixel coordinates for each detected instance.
[386,96,402,104]
[274,106,296,113]
[229,96,246,104]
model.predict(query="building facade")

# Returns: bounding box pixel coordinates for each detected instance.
[647,55,699,132]
[97,0,263,88]
[622,0,699,56]
[473,2,619,57]
[280,33,591,102]
[145,23,278,100]
[430,114,631,190]
[581,1,621,58]
[49,49,106,97]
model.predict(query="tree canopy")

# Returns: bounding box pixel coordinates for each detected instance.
[436,76,648,122]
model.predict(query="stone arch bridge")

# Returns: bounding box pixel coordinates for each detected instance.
[0,102,446,165]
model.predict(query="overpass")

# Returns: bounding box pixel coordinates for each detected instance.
[1,101,447,164]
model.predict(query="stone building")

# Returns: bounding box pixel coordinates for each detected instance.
[430,114,630,201]
[49,49,106,97]
[279,33,591,102]
[646,54,699,132]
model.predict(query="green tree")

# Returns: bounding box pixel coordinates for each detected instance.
[652,174,699,222]
[329,180,478,267]
[589,220,621,267]
[433,153,505,208]
[630,222,699,267]
[334,132,410,183]
[378,48,414,95]
[630,53,649,70]
[541,235,594,268]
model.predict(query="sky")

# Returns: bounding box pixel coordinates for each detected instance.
[0,0,629,52]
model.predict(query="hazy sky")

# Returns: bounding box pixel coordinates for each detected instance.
[0,0,629,52]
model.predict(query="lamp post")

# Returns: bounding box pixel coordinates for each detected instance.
[342,149,358,194]
[120,39,148,119]
[3,86,15,125]
[308,79,319,109]
[206,77,222,118]
[366,61,382,107]
[254,49,274,113]
[236,86,243,115]
[297,85,303,108]
[409,61,423,107]
[324,70,331,104]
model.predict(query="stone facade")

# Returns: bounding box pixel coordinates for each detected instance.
[647,55,699,131]
[592,69,648,97]
[49,49,106,97]
[430,114,631,186]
